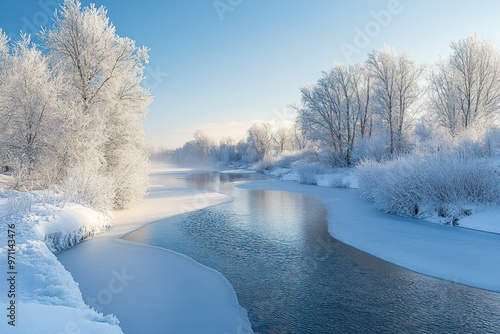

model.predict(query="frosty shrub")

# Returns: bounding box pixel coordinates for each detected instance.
[316,171,351,188]
[108,146,149,210]
[357,155,500,222]
[7,192,33,215]
[352,134,391,163]
[61,165,116,212]
[272,151,301,169]
[484,128,500,157]
[295,163,328,185]
[252,154,278,172]
[268,150,319,169]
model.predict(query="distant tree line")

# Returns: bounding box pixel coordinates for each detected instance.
[168,35,500,167]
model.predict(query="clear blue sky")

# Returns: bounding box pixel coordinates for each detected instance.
[1,0,500,148]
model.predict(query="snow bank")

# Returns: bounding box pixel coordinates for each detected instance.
[0,302,121,334]
[34,203,112,253]
[0,194,122,333]
[220,169,256,174]
[266,164,358,189]
[458,206,500,234]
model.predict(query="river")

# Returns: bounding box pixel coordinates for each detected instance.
[123,170,500,333]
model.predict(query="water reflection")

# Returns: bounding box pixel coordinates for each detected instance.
[124,172,500,333]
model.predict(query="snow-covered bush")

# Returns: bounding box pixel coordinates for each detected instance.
[252,149,318,172]
[484,128,500,157]
[295,163,329,185]
[7,191,33,215]
[61,164,116,212]
[316,171,352,188]
[358,155,500,223]
[271,151,302,169]
[271,149,319,169]
[352,134,389,163]
[109,145,150,210]
[252,154,278,172]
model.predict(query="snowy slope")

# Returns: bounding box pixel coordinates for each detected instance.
[457,206,500,234]
[0,194,123,334]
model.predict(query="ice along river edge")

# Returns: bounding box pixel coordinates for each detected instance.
[237,177,500,293]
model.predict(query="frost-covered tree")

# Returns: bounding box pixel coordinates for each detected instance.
[367,46,424,154]
[429,35,500,135]
[193,129,214,159]
[212,137,239,162]
[0,35,65,188]
[41,0,151,209]
[0,28,7,55]
[351,64,373,138]
[299,64,372,166]
[273,127,292,153]
[247,122,274,160]
[291,121,308,151]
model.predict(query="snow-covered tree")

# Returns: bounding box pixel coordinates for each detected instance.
[291,120,308,151]
[193,129,214,159]
[0,35,65,188]
[41,0,151,209]
[273,127,292,153]
[0,28,7,55]
[429,35,500,135]
[212,137,239,162]
[367,46,424,155]
[350,64,373,138]
[299,64,372,165]
[247,122,274,160]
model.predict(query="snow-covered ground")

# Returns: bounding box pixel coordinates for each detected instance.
[0,191,122,334]
[238,178,500,292]
[458,206,500,234]
[267,166,358,188]
[0,164,253,334]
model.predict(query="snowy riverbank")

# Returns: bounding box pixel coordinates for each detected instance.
[238,178,500,292]
[0,191,122,333]
[262,163,500,234]
[0,164,253,333]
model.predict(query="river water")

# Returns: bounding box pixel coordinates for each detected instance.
[123,171,500,334]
